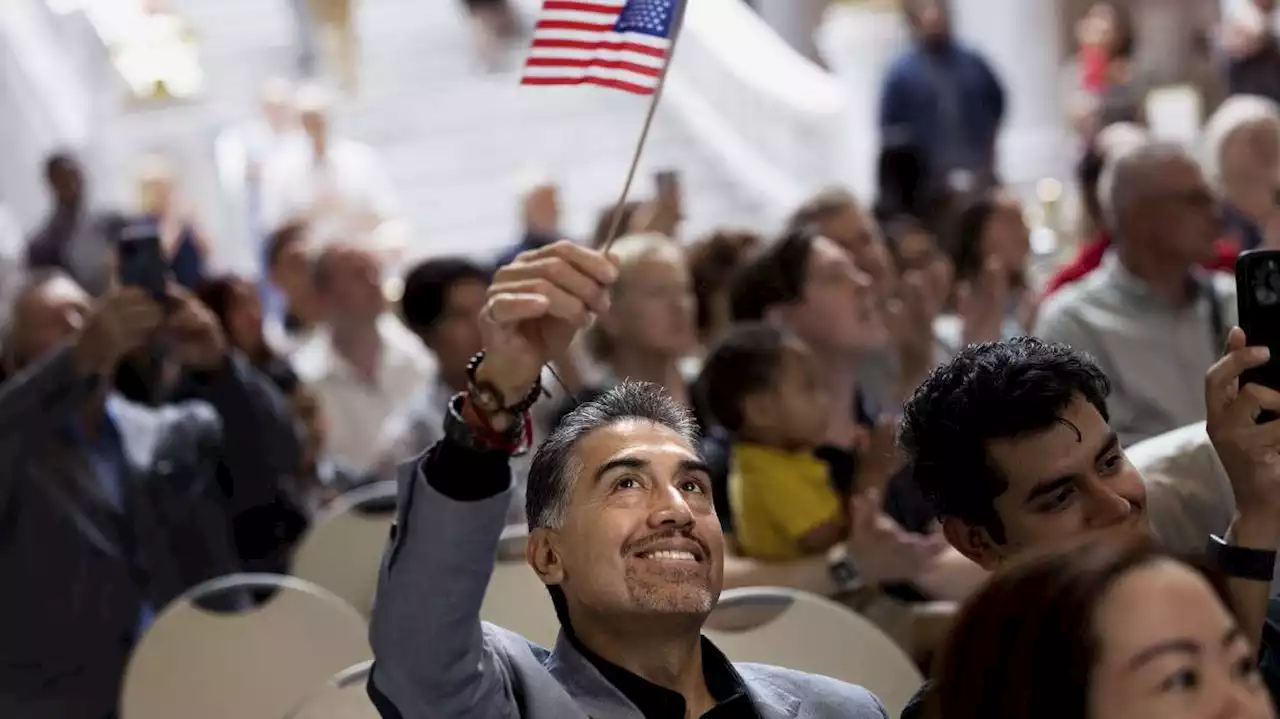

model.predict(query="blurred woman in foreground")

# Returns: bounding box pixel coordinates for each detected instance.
[928,536,1274,719]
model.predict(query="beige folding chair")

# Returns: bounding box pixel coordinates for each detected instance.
[704,587,923,717]
[479,525,562,648]
[284,660,379,719]
[291,481,398,617]
[1126,422,1236,555]
[121,574,372,719]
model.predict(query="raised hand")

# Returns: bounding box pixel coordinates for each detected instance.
[1205,327,1280,537]
[958,257,1009,346]
[476,241,617,404]
[854,416,904,495]
[164,284,227,371]
[846,488,947,586]
[72,286,164,376]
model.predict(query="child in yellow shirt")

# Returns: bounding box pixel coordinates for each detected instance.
[698,324,843,561]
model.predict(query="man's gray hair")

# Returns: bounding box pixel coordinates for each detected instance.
[1102,140,1197,234]
[525,381,699,531]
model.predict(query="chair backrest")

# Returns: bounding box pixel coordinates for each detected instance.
[1126,421,1237,554]
[121,574,372,719]
[291,481,398,618]
[479,525,562,648]
[703,587,923,718]
[284,661,379,719]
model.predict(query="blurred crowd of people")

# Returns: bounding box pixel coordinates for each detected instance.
[9,0,1280,718]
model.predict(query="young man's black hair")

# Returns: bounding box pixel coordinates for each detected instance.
[898,337,1111,543]
[399,257,490,335]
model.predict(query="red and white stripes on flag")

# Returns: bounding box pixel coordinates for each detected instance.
[521,0,673,96]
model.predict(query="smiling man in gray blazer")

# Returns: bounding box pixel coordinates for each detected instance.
[368,241,888,719]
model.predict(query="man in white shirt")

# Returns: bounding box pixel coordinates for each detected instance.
[258,86,397,253]
[292,244,434,473]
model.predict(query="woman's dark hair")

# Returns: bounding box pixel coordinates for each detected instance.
[728,228,817,323]
[686,229,764,339]
[1078,146,1107,232]
[931,535,1233,719]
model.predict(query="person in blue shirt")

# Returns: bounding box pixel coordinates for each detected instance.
[879,0,1005,227]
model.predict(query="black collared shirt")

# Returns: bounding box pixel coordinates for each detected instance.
[567,632,760,719]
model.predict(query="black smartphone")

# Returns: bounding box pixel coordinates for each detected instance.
[117,222,168,301]
[1236,251,1280,406]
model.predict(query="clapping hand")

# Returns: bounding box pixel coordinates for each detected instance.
[958,257,1010,346]
[846,488,948,586]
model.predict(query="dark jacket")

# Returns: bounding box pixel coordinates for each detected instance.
[0,346,300,718]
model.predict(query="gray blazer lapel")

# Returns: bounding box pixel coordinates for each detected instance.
[739,665,803,719]
[546,633,646,719]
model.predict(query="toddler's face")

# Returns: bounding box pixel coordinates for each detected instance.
[753,339,830,450]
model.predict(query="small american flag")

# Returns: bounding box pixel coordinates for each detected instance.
[521,0,678,96]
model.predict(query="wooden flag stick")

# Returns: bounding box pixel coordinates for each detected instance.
[544,0,691,398]
[599,0,691,254]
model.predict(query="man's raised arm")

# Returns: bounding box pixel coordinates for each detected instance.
[367,241,617,719]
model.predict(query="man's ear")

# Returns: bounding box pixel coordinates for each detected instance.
[941,516,1004,571]
[526,528,565,587]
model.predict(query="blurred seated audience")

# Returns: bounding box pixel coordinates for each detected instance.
[259,85,398,253]
[494,176,561,269]
[728,228,889,490]
[27,152,125,297]
[269,366,370,513]
[263,221,322,356]
[1222,0,1280,105]
[923,536,1274,719]
[882,217,956,367]
[718,228,982,605]
[553,232,698,423]
[700,324,848,561]
[934,189,1036,355]
[374,257,488,475]
[134,154,209,290]
[789,188,897,297]
[0,272,299,717]
[1204,94,1280,252]
[686,228,764,350]
[197,274,295,386]
[293,244,435,473]
[1034,142,1235,446]
[1046,125,1236,297]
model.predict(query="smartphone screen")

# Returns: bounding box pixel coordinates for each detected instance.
[117,222,168,300]
[1237,251,1280,413]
